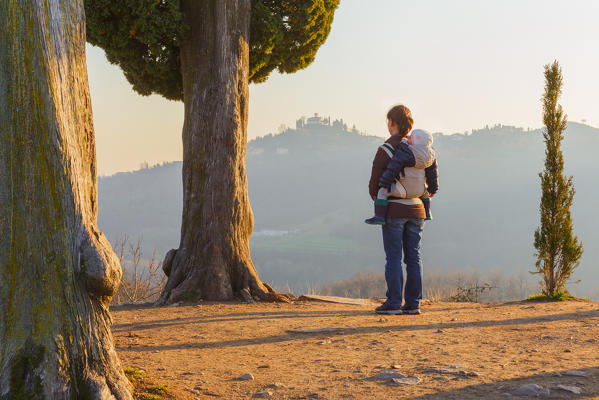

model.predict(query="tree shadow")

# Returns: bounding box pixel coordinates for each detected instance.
[111,308,373,333]
[115,308,599,352]
[404,366,598,399]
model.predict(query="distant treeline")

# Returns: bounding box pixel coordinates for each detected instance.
[98,121,599,300]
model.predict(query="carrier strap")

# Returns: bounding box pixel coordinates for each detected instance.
[380,143,395,158]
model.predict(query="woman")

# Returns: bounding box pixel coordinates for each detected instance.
[368,105,438,315]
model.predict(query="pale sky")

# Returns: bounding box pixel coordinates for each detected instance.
[88,0,599,175]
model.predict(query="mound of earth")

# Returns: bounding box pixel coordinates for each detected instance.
[111,299,599,399]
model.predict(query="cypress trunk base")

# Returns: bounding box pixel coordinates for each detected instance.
[157,247,288,304]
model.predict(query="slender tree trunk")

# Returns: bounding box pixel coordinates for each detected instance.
[157,0,282,304]
[0,1,132,398]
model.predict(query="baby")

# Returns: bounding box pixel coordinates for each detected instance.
[365,129,438,225]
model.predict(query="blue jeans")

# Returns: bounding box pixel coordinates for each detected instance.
[382,218,424,308]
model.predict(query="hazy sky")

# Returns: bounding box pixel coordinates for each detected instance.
[88,0,599,175]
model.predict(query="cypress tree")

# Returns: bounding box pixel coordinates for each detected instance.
[84,1,339,304]
[0,0,131,396]
[533,61,583,297]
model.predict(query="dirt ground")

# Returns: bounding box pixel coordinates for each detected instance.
[111,299,599,399]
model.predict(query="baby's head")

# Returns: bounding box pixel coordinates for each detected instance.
[408,129,433,147]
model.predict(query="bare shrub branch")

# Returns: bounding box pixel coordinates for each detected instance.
[111,236,166,305]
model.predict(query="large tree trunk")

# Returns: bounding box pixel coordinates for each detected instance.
[157,0,281,304]
[0,1,132,398]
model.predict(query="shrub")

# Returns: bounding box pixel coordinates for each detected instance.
[111,236,166,305]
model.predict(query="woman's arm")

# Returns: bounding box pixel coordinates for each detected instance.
[369,147,388,199]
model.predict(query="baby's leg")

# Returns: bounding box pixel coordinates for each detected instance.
[421,192,432,220]
[374,187,389,220]
[365,187,389,225]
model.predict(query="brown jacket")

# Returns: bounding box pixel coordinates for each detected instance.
[368,135,426,219]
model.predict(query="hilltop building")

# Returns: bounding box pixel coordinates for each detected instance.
[296,113,349,132]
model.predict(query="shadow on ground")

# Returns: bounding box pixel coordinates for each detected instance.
[406,366,598,399]
[114,307,599,352]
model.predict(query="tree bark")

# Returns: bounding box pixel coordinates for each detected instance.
[0,1,132,398]
[157,0,282,304]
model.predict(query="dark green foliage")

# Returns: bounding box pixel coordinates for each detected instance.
[526,291,571,302]
[533,61,583,296]
[249,0,339,83]
[85,0,186,100]
[85,0,339,101]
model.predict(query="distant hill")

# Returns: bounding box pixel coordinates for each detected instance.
[98,120,599,299]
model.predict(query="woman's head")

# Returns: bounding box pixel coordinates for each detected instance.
[386,105,413,138]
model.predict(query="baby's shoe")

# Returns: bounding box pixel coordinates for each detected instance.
[365,216,386,225]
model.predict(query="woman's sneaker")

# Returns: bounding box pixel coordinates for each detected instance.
[375,303,403,315]
[401,306,421,315]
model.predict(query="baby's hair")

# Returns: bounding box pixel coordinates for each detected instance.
[387,105,414,138]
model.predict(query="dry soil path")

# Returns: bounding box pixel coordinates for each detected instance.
[111,300,599,399]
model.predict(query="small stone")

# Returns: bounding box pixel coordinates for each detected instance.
[585,338,596,343]
[343,383,350,388]
[386,347,395,352]
[391,364,401,370]
[510,384,550,397]
[367,369,407,380]
[530,349,539,353]
[238,373,255,381]
[157,367,166,371]
[436,329,444,333]
[450,318,457,321]
[253,390,272,398]
[317,339,331,345]
[386,376,421,386]
[266,383,285,389]
[564,349,572,353]
[556,385,582,394]
[522,305,535,309]
[258,365,270,369]
[378,317,388,323]
[563,370,588,377]
[434,376,450,381]
[332,338,345,343]
[185,388,201,395]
